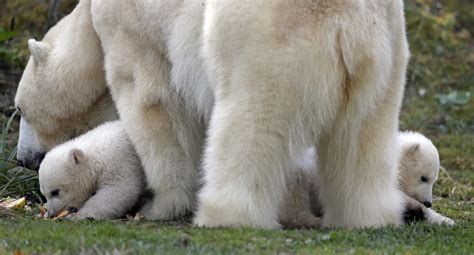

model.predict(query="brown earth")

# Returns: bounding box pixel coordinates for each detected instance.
[0,61,21,117]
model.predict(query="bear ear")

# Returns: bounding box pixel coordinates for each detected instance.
[407,143,420,155]
[28,39,51,64]
[69,148,85,165]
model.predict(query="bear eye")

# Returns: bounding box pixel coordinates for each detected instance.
[420,176,429,183]
[50,189,60,197]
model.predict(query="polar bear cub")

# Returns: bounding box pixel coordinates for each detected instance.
[397,132,453,225]
[282,131,453,228]
[398,131,439,208]
[38,121,144,219]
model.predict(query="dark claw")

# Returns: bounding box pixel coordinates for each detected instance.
[423,201,432,208]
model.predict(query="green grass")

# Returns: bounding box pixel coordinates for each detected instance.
[0,111,41,201]
[1,1,473,254]
[0,216,472,254]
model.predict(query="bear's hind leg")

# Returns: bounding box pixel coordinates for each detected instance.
[194,92,295,228]
[315,14,409,229]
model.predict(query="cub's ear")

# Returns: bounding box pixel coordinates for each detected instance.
[407,143,420,155]
[69,148,85,165]
[28,39,51,64]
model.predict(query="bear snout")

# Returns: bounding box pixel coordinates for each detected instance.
[17,151,45,171]
[423,201,432,208]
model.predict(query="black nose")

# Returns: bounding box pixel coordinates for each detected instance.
[33,152,46,165]
[423,201,432,208]
[18,152,46,171]
[17,160,24,167]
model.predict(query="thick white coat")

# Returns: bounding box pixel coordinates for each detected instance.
[39,121,144,219]
[18,0,414,228]
[398,131,440,206]
[288,133,453,226]
[14,0,117,169]
[92,0,410,228]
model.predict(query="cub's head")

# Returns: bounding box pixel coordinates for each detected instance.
[14,13,116,170]
[398,132,440,208]
[39,147,94,217]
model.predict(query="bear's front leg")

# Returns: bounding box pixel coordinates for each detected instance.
[113,93,199,221]
[101,39,201,220]
[194,96,291,229]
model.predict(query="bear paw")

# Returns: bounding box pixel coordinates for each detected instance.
[139,191,193,220]
[427,209,455,226]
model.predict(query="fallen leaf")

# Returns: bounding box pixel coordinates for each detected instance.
[36,206,47,218]
[134,213,145,222]
[6,197,27,209]
[0,197,15,207]
[54,210,71,220]
[435,91,471,105]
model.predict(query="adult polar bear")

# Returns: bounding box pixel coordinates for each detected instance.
[94,0,409,228]
[17,0,409,228]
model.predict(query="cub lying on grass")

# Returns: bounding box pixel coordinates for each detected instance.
[38,121,145,219]
[398,131,439,208]
[282,131,454,228]
[397,131,454,225]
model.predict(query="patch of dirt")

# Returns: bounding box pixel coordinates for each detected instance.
[0,60,21,117]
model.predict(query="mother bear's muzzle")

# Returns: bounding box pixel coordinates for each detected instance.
[17,117,46,170]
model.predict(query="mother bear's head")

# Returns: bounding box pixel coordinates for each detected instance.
[14,5,117,170]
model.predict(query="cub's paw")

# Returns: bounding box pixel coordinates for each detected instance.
[427,209,455,226]
[193,202,280,229]
[64,212,95,221]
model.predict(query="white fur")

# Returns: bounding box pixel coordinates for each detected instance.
[194,0,408,228]
[398,131,440,206]
[15,0,118,169]
[38,121,144,220]
[17,118,45,170]
[293,132,453,227]
[426,208,454,226]
[89,0,213,220]
[18,0,412,228]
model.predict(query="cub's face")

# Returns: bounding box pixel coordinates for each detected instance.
[39,148,91,217]
[401,143,440,208]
